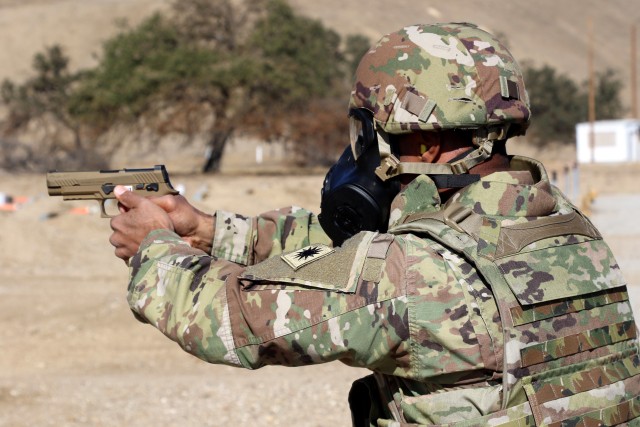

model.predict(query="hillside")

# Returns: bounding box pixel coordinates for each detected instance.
[0,0,639,110]
[0,0,171,82]
[292,0,640,93]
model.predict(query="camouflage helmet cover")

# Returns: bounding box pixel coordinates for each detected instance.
[349,22,531,137]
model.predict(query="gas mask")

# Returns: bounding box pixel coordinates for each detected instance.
[319,109,400,246]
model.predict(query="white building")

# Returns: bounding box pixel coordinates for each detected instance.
[576,119,640,163]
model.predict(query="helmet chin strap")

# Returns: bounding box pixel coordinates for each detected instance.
[374,126,508,188]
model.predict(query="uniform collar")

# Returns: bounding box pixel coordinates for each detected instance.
[388,156,558,229]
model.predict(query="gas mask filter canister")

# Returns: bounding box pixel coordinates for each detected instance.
[318,109,400,246]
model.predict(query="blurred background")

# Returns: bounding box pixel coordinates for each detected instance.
[0,1,639,426]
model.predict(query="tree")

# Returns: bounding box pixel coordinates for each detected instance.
[67,8,259,172]
[1,45,92,170]
[592,69,625,120]
[344,34,371,77]
[69,14,187,127]
[285,98,348,167]
[522,64,583,144]
[1,0,371,171]
[70,0,355,171]
[245,0,349,164]
[171,0,266,51]
[169,0,268,172]
[522,63,625,145]
[248,0,344,106]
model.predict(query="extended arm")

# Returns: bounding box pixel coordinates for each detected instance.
[143,193,331,266]
[109,187,409,372]
[127,229,410,372]
[211,207,332,265]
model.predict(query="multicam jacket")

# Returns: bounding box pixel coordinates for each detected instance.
[127,156,640,426]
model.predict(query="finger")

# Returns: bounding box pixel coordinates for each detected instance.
[109,230,123,248]
[110,215,122,233]
[151,194,178,212]
[110,233,134,257]
[114,185,144,209]
[114,246,132,263]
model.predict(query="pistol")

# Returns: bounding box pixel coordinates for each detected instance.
[46,165,179,217]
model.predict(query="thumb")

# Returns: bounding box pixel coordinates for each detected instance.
[151,194,178,213]
[114,185,143,209]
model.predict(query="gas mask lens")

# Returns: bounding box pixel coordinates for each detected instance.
[348,109,375,160]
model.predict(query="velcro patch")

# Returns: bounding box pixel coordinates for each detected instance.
[500,76,520,100]
[401,91,436,122]
[281,244,335,270]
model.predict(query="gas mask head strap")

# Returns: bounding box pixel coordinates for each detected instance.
[374,125,508,183]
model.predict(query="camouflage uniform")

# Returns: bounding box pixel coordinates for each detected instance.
[128,156,640,426]
[127,23,640,426]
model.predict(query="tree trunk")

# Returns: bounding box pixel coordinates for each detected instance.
[202,130,232,173]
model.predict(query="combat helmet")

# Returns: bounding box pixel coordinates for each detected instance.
[348,22,531,181]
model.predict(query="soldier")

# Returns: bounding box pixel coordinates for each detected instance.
[110,23,640,426]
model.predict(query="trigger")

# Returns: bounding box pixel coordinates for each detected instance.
[101,199,121,218]
[100,200,111,218]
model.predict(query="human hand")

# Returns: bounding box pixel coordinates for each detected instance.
[150,194,214,253]
[109,185,174,263]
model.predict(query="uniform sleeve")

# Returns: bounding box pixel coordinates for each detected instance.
[211,207,332,265]
[126,229,412,375]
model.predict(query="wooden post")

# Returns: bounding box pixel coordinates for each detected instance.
[588,17,596,163]
[632,24,638,119]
